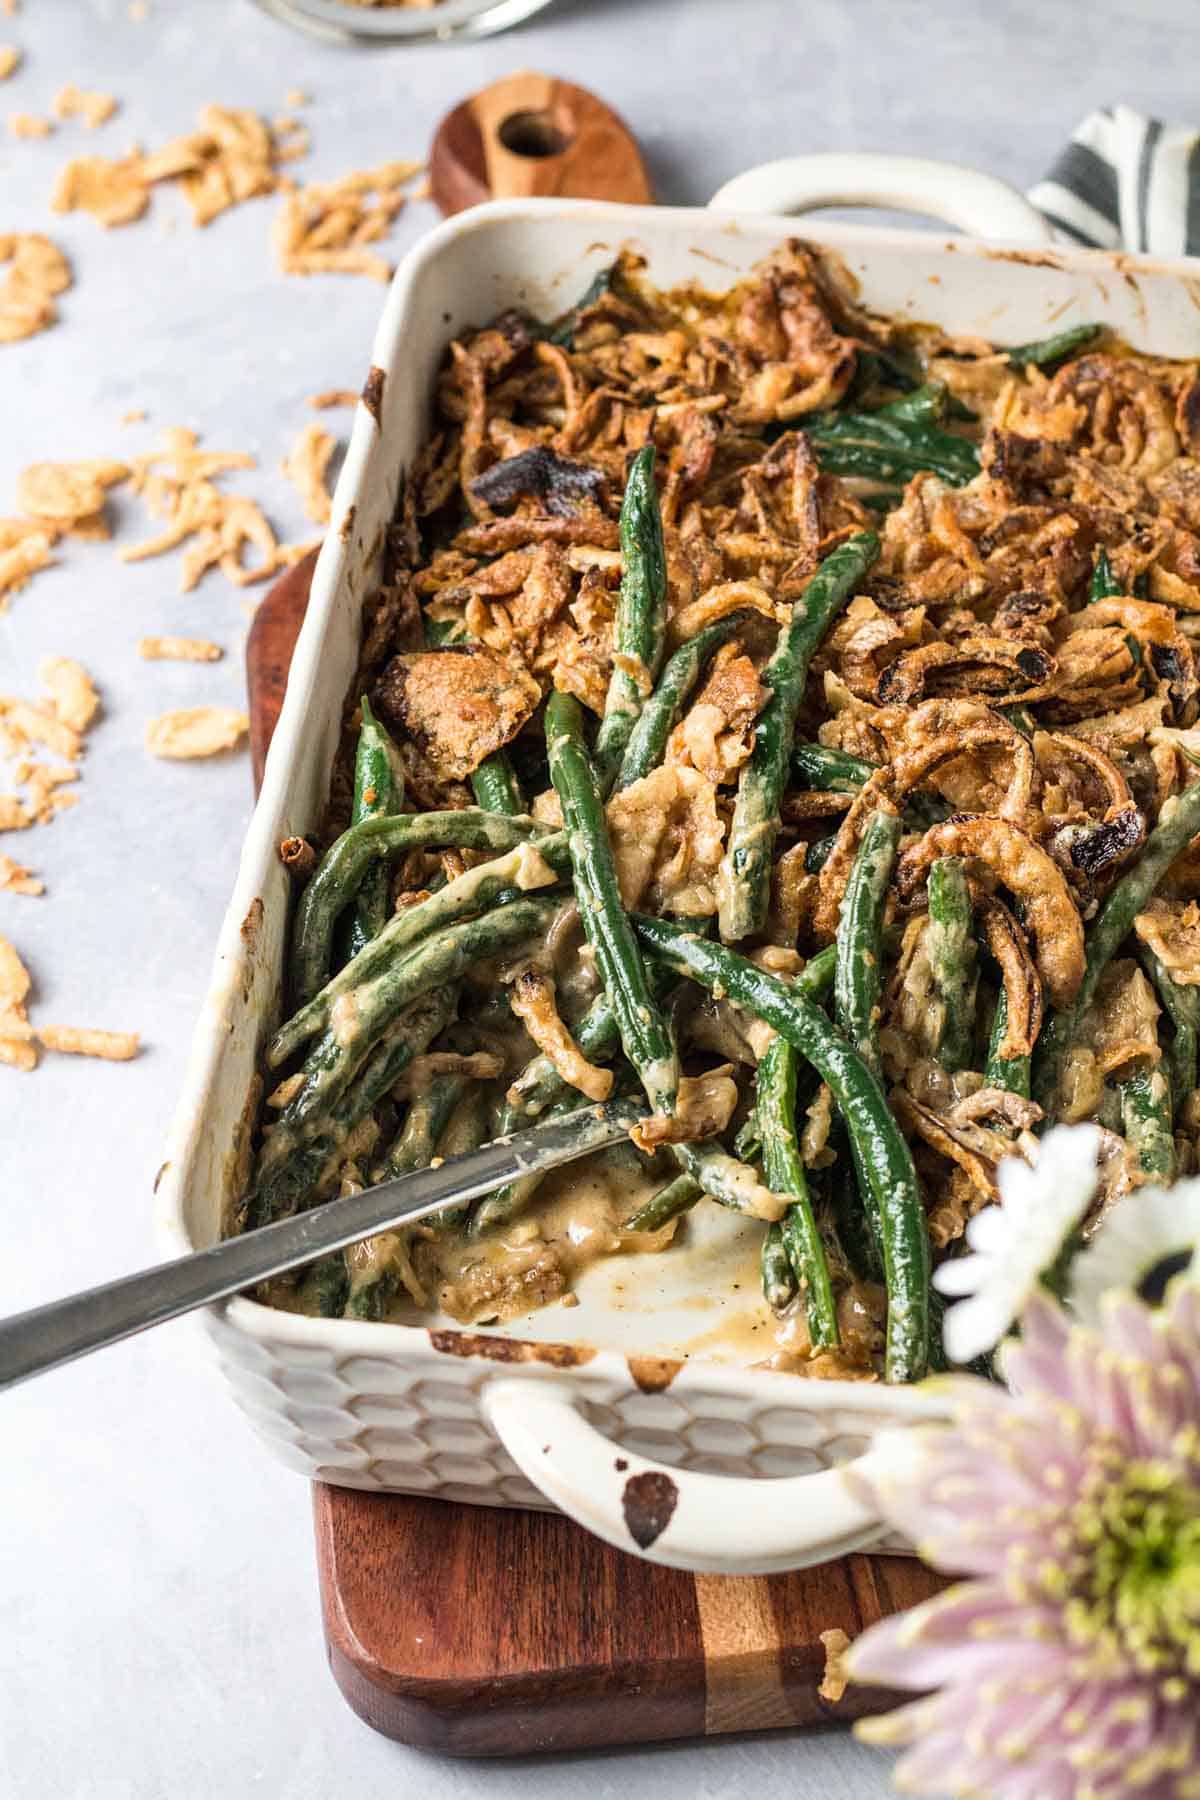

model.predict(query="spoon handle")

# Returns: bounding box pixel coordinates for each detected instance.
[0,1098,638,1392]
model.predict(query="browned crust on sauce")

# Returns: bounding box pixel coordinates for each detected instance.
[626,1355,684,1393]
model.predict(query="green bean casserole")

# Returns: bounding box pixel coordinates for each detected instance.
[238,238,1200,1384]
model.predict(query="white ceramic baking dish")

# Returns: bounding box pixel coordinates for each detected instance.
[157,154,1200,1575]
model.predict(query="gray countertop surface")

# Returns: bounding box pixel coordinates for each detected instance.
[3,3,1198,1796]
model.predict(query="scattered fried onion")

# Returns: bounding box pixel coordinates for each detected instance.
[38,1024,139,1061]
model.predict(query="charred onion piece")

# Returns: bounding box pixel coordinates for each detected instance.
[469,445,608,517]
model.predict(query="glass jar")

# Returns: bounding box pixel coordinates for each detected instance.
[249,0,558,43]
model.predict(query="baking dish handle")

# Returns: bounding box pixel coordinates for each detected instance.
[708,152,1055,246]
[484,1376,888,1574]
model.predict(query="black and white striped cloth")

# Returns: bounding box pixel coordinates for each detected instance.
[1029,105,1200,257]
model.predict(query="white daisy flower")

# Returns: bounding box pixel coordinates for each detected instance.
[933,1123,1101,1364]
[1069,1176,1200,1325]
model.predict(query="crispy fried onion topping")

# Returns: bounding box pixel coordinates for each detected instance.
[631,1063,739,1150]
[897,814,1085,1011]
[507,965,613,1104]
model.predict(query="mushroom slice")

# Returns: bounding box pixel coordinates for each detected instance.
[897,815,1085,1011]
[975,891,1043,1058]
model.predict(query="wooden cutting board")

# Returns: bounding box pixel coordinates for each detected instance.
[245,555,942,1756]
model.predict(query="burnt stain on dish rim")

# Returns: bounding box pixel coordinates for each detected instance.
[427,1328,596,1367]
[622,1470,679,1549]
[362,365,386,425]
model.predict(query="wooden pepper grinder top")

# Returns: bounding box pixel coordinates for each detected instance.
[429,70,653,216]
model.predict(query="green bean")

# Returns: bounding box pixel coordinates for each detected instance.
[274,899,558,1151]
[792,742,877,794]
[796,943,838,1002]
[343,698,405,962]
[1035,779,1200,1111]
[872,381,949,426]
[1137,944,1199,1110]
[828,1148,882,1284]
[289,809,557,1013]
[1004,322,1102,371]
[807,412,980,483]
[1001,705,1037,738]
[634,916,929,1382]
[857,487,906,515]
[805,834,838,875]
[271,832,570,1066]
[733,1100,761,1164]
[847,342,924,400]
[622,1172,703,1233]
[384,1073,468,1177]
[834,807,901,1079]
[719,532,879,941]
[927,857,977,1075]
[1119,1064,1175,1182]
[615,614,747,791]
[791,741,949,829]
[809,440,977,489]
[757,1036,839,1350]
[470,749,524,816]
[425,616,469,647]
[546,689,678,1115]
[810,409,979,472]
[983,987,1031,1098]
[671,1140,783,1217]
[298,1255,350,1318]
[468,1092,577,1236]
[243,985,456,1230]
[761,1223,798,1313]
[594,445,668,789]
[1090,548,1122,601]
[546,263,615,347]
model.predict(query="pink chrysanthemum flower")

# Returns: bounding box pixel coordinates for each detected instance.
[845,1283,1200,1798]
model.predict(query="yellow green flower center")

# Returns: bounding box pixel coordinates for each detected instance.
[1051,1455,1200,1680]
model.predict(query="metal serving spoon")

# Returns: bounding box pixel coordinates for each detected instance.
[0,1098,640,1393]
